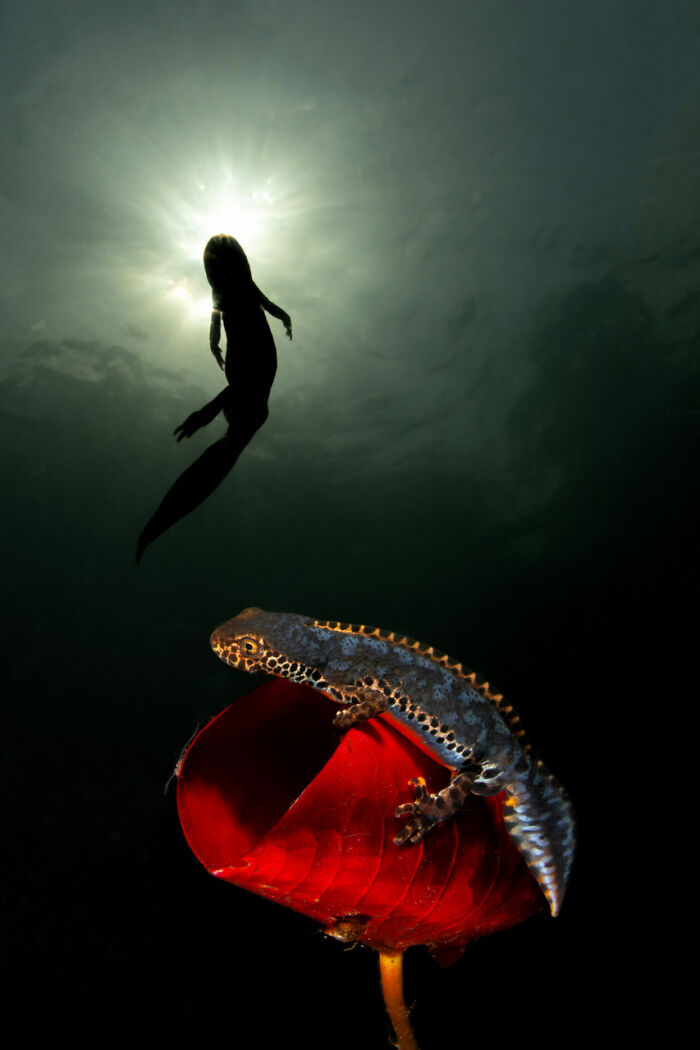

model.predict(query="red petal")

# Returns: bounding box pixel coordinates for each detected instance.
[177,679,544,954]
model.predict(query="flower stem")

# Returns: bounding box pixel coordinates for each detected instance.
[378,950,420,1050]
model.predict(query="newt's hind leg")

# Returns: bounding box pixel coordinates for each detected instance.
[394,772,475,845]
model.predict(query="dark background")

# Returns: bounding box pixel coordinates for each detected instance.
[2,1,696,1043]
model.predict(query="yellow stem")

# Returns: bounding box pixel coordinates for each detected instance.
[378,950,420,1050]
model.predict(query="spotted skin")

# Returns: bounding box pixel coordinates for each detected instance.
[210,607,576,916]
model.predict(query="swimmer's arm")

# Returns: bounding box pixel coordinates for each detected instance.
[209,309,224,370]
[254,284,292,340]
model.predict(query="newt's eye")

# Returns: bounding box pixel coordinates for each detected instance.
[238,636,260,656]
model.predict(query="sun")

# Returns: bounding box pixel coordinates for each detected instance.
[154,172,283,323]
[177,180,278,263]
[131,149,311,340]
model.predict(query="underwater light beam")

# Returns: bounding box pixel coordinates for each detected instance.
[157,176,284,323]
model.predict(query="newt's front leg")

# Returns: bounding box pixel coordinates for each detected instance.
[394,772,475,845]
[332,685,391,730]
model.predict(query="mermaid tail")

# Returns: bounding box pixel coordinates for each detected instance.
[136,390,268,562]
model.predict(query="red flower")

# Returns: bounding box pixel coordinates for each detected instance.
[176,678,544,961]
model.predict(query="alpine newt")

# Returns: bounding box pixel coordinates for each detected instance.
[210,607,576,915]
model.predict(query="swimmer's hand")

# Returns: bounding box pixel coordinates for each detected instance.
[174,411,204,441]
[282,313,292,340]
[210,345,225,370]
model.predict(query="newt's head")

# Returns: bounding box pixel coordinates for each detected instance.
[210,607,323,679]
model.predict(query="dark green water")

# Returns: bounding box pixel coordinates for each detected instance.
[2,2,696,1044]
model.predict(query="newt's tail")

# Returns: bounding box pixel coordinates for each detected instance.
[503,763,575,917]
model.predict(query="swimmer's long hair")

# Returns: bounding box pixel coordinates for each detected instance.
[203,234,252,297]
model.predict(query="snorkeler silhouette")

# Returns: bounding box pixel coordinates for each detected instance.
[136,234,292,562]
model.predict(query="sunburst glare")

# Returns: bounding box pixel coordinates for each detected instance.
[118,133,364,376]
[175,177,280,263]
[165,280,212,322]
[134,158,306,340]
